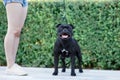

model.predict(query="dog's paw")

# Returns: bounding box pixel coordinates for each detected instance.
[52,72,58,76]
[79,69,83,73]
[62,69,66,72]
[71,73,76,76]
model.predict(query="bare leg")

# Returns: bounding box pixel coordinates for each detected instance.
[4,3,27,76]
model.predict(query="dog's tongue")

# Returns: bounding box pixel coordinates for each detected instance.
[62,35,68,38]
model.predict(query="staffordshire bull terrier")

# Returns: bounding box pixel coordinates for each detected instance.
[52,24,83,76]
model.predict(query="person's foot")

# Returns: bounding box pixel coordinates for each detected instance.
[5,64,27,76]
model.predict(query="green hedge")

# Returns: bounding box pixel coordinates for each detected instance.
[0,0,120,69]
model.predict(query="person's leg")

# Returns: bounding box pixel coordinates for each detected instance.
[4,3,27,68]
[4,2,28,75]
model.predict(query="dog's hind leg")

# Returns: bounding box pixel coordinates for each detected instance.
[61,57,66,72]
[76,53,83,73]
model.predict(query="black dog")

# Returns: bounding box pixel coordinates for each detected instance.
[52,24,83,76]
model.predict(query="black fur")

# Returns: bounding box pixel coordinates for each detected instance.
[52,24,83,76]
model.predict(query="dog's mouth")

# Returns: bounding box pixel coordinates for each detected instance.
[60,33,70,39]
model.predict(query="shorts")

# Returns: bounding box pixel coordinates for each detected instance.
[3,0,28,7]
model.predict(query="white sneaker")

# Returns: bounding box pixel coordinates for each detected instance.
[5,64,27,76]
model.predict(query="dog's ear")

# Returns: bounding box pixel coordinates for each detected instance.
[69,24,74,29]
[56,24,61,28]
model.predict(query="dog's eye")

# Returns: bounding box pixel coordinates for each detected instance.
[57,28,62,32]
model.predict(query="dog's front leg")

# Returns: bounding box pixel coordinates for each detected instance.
[53,53,59,75]
[71,55,76,76]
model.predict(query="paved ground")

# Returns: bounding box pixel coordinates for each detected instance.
[0,66,120,80]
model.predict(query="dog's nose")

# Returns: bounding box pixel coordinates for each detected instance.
[63,28,67,32]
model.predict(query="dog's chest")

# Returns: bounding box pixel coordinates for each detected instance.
[61,48,70,58]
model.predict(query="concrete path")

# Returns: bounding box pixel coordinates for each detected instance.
[0,66,120,80]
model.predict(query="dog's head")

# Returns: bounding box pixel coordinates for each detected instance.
[56,24,74,40]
